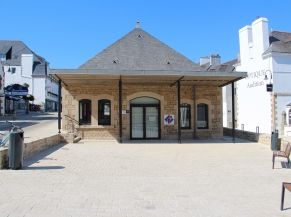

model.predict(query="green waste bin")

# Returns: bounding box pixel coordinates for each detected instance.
[8,130,24,169]
[271,131,279,151]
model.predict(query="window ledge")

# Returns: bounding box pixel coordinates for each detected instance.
[77,125,115,129]
[196,128,210,131]
[181,128,192,131]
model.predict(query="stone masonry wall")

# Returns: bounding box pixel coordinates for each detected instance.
[62,83,223,140]
[0,134,65,169]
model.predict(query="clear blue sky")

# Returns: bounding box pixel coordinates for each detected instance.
[1,0,291,68]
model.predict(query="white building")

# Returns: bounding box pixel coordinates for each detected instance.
[223,17,291,136]
[0,40,59,113]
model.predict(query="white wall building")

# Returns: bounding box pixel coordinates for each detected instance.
[223,17,291,136]
[0,40,59,113]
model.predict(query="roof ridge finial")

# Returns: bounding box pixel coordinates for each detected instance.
[136,21,141,28]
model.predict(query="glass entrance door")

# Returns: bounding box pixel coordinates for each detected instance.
[131,107,144,139]
[130,105,160,139]
[130,97,160,139]
[145,107,159,138]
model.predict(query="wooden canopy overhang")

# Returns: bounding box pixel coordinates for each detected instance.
[52,68,247,142]
[50,69,247,87]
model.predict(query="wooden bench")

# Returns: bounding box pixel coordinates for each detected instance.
[272,142,291,169]
[281,182,291,210]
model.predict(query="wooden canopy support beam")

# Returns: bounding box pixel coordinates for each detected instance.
[177,80,181,143]
[170,76,184,87]
[231,82,235,143]
[119,78,123,143]
[58,79,62,134]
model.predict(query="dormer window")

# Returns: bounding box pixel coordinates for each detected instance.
[112,59,119,64]
[7,67,16,74]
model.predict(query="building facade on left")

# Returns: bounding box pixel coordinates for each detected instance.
[0,40,59,114]
[0,61,4,115]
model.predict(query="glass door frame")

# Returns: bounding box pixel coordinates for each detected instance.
[130,103,161,140]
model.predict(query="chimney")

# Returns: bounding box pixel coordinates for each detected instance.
[210,54,221,66]
[199,54,221,66]
[239,25,253,64]
[136,21,141,28]
[200,56,210,66]
[21,54,33,77]
[251,17,269,56]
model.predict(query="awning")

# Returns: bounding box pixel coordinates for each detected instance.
[50,69,247,87]
[5,95,21,101]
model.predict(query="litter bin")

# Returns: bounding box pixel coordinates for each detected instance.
[8,130,24,169]
[271,131,279,151]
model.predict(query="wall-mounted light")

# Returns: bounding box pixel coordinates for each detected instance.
[264,70,273,92]
[264,70,272,81]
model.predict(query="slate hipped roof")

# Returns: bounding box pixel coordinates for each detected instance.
[200,57,237,72]
[264,31,291,54]
[79,27,203,72]
[0,40,48,76]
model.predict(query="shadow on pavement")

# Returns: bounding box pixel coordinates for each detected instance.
[0,121,39,131]
[24,166,65,170]
[123,136,254,144]
[0,112,58,121]
[24,143,66,167]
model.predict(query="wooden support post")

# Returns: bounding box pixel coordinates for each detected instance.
[119,79,123,143]
[58,79,62,134]
[177,80,181,143]
[231,82,235,143]
[193,86,197,138]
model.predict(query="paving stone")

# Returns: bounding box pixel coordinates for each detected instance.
[0,140,290,216]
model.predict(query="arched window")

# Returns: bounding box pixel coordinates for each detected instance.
[181,103,191,129]
[197,103,209,129]
[98,99,111,125]
[130,97,160,105]
[79,99,91,125]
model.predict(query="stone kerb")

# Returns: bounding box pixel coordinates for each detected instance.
[223,127,271,145]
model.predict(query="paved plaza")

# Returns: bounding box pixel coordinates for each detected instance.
[0,139,290,217]
[0,112,58,143]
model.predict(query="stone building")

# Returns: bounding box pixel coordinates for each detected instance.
[52,25,246,141]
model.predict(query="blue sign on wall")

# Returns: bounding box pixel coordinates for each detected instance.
[164,114,175,125]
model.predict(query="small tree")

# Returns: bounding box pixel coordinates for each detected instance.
[23,83,29,88]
